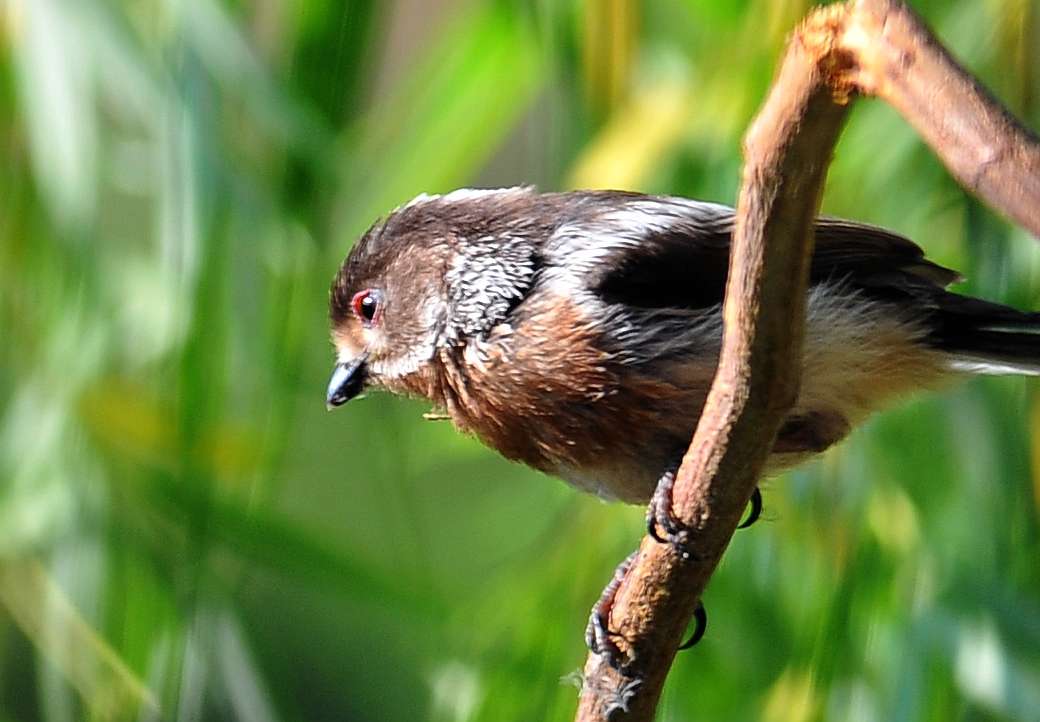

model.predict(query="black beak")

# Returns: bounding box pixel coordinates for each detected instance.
[326,354,368,409]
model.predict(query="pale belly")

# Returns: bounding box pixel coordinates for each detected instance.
[552,461,663,504]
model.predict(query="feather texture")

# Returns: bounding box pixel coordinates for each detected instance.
[328,188,1039,502]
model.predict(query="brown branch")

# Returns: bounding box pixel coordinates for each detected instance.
[842,0,1040,237]
[574,7,852,719]
[575,1,1040,720]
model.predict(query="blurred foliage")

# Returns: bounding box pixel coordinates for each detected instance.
[1,0,1039,720]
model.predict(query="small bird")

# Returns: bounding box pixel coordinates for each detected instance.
[326,187,1037,659]
[327,186,1038,489]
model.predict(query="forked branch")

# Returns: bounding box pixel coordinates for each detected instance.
[575,2,1040,720]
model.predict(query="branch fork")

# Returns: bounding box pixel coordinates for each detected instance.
[575,1,1040,719]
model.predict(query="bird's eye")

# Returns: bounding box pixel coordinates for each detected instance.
[351,289,382,326]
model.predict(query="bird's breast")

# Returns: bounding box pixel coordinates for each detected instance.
[430,291,712,502]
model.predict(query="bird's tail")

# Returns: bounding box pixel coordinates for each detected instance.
[929,295,1040,376]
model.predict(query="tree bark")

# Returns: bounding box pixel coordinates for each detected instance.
[575,1,1040,720]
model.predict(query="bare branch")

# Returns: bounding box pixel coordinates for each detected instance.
[842,0,1040,237]
[575,1,1040,720]
[575,5,852,719]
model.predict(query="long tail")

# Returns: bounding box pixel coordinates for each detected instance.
[928,295,1040,376]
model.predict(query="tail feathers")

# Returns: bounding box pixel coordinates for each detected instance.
[931,300,1040,376]
[947,351,1040,377]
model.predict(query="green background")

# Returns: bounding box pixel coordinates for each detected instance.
[1,1,1038,720]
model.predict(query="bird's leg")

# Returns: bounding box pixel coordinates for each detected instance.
[588,470,725,670]
[647,469,763,550]
[586,547,710,664]
[642,469,756,653]
[645,469,694,554]
[585,551,638,672]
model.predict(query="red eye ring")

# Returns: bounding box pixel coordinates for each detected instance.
[351,289,382,326]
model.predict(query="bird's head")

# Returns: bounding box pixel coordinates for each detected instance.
[326,187,548,408]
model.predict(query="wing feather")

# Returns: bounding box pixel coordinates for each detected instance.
[542,193,960,311]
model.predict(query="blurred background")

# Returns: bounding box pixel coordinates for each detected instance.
[1,0,1039,720]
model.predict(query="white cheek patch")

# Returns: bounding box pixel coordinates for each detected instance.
[363,324,439,381]
[368,345,435,380]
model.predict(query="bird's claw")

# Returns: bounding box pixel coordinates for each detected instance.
[645,470,702,560]
[585,548,709,662]
[737,487,763,529]
[642,469,755,654]
[647,471,762,554]
[677,601,708,650]
[585,551,638,673]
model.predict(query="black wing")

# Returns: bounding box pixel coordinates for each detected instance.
[566,193,1040,370]
[552,194,961,310]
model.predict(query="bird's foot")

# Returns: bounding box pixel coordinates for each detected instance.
[645,470,702,560]
[641,469,756,653]
[646,471,763,555]
[585,551,638,673]
[585,548,710,665]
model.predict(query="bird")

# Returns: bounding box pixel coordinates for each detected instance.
[325,186,1038,663]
